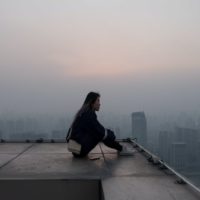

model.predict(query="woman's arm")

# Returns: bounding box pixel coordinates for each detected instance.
[88,111,115,142]
[88,112,106,141]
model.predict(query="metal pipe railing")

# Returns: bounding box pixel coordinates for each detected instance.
[125,138,200,194]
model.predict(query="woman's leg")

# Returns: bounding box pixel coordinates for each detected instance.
[103,139,123,151]
[72,136,99,158]
[102,130,123,151]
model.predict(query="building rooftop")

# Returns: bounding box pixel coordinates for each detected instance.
[0,142,200,200]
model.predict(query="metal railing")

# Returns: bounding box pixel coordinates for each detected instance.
[123,138,200,194]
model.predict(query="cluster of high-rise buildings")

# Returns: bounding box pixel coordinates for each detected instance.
[158,127,200,172]
[0,117,68,141]
[131,112,200,173]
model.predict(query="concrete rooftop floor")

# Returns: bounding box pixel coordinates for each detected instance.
[0,142,200,200]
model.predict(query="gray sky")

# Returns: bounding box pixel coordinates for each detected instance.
[0,0,200,115]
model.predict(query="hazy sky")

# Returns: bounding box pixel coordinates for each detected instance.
[0,0,200,115]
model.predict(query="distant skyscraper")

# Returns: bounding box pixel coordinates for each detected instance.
[158,131,171,163]
[115,126,121,139]
[15,119,25,134]
[0,119,4,139]
[171,142,186,171]
[174,127,199,169]
[52,130,65,139]
[197,140,200,166]
[131,112,147,147]
[6,120,16,138]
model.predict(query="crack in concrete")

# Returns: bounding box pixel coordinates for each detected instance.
[0,144,35,170]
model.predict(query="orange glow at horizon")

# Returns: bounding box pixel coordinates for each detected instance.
[63,65,131,77]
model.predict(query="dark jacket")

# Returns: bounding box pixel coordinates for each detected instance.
[66,110,115,156]
[70,110,105,143]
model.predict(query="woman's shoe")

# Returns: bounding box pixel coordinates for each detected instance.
[119,146,135,156]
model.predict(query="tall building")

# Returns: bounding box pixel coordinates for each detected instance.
[170,142,187,171]
[197,139,200,167]
[131,112,147,147]
[0,119,4,139]
[174,127,199,170]
[52,130,66,139]
[115,126,121,139]
[158,131,171,163]
[6,120,16,139]
[15,119,25,134]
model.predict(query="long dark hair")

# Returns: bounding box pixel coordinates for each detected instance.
[71,92,100,128]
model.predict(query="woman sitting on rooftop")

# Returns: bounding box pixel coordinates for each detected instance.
[66,91,134,157]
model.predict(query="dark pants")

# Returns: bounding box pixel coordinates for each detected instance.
[72,138,122,158]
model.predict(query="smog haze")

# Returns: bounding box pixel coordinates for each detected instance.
[1,0,200,116]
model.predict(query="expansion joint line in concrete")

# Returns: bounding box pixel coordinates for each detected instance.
[0,144,35,170]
